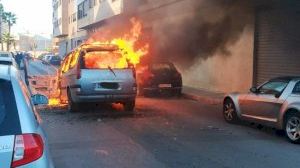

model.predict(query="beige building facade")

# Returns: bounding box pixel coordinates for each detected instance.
[52,0,86,57]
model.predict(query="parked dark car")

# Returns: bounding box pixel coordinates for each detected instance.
[137,61,182,96]
[49,56,61,66]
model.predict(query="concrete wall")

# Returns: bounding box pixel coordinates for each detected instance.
[181,28,254,93]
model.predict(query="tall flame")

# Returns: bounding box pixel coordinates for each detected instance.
[86,18,149,68]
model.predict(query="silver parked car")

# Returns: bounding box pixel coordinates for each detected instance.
[0,65,54,168]
[223,76,300,143]
[59,44,137,112]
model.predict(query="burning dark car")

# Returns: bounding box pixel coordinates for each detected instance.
[137,61,182,96]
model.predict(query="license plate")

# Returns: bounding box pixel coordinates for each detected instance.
[159,84,172,88]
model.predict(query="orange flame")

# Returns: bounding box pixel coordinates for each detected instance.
[48,98,60,106]
[85,17,149,68]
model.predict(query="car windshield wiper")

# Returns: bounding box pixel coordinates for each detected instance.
[108,66,116,77]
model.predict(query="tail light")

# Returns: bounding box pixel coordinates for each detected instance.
[76,64,81,79]
[11,134,44,168]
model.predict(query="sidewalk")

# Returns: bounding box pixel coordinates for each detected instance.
[182,86,225,105]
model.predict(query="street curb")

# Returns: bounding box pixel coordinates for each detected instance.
[182,92,223,105]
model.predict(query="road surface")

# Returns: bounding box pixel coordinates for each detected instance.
[28,60,300,168]
[40,98,300,168]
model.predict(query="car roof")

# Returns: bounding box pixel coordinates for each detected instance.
[0,56,14,62]
[80,43,119,51]
[0,51,12,54]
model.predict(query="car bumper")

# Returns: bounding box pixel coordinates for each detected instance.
[73,93,136,103]
[143,86,182,91]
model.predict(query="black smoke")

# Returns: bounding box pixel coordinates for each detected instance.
[151,0,254,66]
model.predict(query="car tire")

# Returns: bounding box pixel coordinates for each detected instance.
[223,99,239,123]
[284,113,300,144]
[124,100,135,112]
[67,89,79,113]
[174,89,182,97]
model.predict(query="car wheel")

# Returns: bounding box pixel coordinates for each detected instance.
[285,113,300,143]
[67,89,79,112]
[174,89,182,97]
[223,99,238,123]
[124,100,135,112]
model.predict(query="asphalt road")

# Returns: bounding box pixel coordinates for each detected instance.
[40,97,300,168]
[27,59,300,168]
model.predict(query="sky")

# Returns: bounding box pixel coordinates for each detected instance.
[1,0,53,38]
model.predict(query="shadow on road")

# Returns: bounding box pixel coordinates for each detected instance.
[41,102,161,123]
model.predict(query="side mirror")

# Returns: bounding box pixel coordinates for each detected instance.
[31,94,49,105]
[250,87,258,93]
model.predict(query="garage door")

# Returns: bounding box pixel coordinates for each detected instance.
[254,3,300,85]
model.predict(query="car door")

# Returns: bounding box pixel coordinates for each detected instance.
[240,81,288,122]
[66,49,80,87]
[0,79,22,168]
[60,54,72,101]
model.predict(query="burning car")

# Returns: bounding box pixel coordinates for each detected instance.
[59,43,137,112]
[137,61,182,96]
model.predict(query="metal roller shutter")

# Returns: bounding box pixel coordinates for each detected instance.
[254,2,300,85]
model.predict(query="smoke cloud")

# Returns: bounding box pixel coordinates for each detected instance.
[149,0,254,66]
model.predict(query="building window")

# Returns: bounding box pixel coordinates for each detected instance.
[73,13,77,22]
[89,0,95,8]
[78,0,88,20]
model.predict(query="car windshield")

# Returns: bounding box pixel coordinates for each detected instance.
[83,51,128,69]
[259,81,288,94]
[0,79,21,136]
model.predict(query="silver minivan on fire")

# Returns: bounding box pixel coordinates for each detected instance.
[59,44,137,112]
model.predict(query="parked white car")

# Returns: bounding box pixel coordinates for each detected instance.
[0,51,17,67]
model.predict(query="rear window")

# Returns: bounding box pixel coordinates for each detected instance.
[0,53,10,57]
[151,63,173,71]
[83,51,128,69]
[0,79,21,136]
[0,61,12,65]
